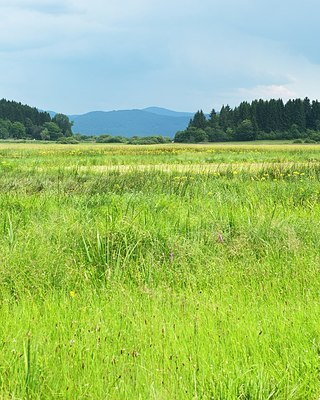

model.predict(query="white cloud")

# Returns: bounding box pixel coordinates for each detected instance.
[237,85,296,101]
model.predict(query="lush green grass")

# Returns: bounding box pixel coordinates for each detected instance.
[1,142,320,399]
[1,141,320,169]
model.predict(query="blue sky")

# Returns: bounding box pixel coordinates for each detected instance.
[0,0,319,114]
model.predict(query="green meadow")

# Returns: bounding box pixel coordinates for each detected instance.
[1,142,320,399]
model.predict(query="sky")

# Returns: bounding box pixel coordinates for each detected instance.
[0,0,319,114]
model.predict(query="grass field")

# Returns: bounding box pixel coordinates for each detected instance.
[1,142,320,399]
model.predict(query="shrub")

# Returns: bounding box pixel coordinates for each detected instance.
[56,137,79,144]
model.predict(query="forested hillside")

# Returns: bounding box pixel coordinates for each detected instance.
[0,99,72,140]
[175,98,320,142]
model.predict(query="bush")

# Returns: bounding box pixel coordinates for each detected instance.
[56,137,79,144]
[234,119,256,141]
[129,136,171,145]
[174,128,208,143]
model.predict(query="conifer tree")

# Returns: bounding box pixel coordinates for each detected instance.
[189,110,207,129]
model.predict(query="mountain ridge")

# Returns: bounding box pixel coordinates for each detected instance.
[141,107,194,118]
[66,107,195,137]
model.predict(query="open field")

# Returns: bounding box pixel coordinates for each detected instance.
[1,142,320,399]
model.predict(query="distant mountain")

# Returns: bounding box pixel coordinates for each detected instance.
[142,107,195,118]
[69,108,194,137]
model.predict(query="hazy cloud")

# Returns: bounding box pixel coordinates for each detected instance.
[0,0,319,113]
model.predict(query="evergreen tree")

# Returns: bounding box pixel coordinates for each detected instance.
[275,99,285,131]
[254,99,268,131]
[208,108,219,128]
[283,99,305,131]
[311,100,320,129]
[189,110,207,129]
[303,97,313,129]
[219,105,234,130]
[293,99,306,131]
[235,101,251,126]
[0,98,53,139]
[176,97,320,143]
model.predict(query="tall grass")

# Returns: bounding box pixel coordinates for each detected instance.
[0,143,320,398]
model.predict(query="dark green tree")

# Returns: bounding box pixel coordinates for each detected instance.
[10,122,26,139]
[0,119,10,139]
[234,119,255,141]
[189,110,207,129]
[52,114,73,137]
[174,128,208,143]
[43,122,62,140]
[303,97,313,129]
[40,128,50,141]
[311,100,320,129]
[219,105,234,131]
[208,108,219,128]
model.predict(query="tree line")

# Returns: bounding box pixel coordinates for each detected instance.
[175,98,320,143]
[0,99,73,140]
